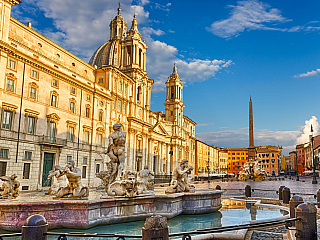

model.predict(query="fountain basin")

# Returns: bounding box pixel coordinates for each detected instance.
[0,190,222,231]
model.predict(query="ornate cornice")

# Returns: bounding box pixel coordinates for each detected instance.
[6,0,21,6]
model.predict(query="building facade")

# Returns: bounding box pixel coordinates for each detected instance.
[194,141,219,176]
[289,150,297,172]
[0,1,196,190]
[256,145,282,176]
[227,148,248,176]
[296,144,305,174]
[217,147,228,175]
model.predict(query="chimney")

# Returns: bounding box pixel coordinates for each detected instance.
[26,22,32,28]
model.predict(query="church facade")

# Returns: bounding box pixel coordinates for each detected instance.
[0,1,196,190]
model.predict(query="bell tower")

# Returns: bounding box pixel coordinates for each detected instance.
[109,2,127,41]
[121,13,147,76]
[164,63,184,126]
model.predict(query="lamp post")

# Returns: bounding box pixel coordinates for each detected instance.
[311,125,317,184]
[169,137,173,184]
[207,150,210,183]
[296,150,299,181]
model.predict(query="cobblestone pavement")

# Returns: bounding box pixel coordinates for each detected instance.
[194,176,320,202]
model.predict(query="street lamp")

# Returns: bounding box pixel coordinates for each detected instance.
[207,151,210,183]
[169,137,173,184]
[311,125,317,184]
[295,150,299,181]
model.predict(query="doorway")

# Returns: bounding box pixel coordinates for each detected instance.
[42,152,54,187]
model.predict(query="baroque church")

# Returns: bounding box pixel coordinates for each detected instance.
[0,1,196,189]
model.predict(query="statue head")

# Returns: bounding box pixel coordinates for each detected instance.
[67,160,75,169]
[113,124,122,131]
[144,165,149,170]
[180,159,188,167]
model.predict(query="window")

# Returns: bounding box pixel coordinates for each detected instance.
[118,100,122,113]
[0,149,9,159]
[31,69,38,79]
[98,78,103,84]
[71,87,76,95]
[47,123,56,140]
[272,153,274,157]
[2,110,13,130]
[23,163,31,179]
[24,151,32,160]
[137,86,141,101]
[85,107,91,118]
[8,59,16,70]
[97,133,102,147]
[125,84,128,96]
[82,166,87,178]
[70,101,75,113]
[26,116,35,134]
[171,86,174,99]
[0,162,7,176]
[72,62,75,67]
[118,81,122,91]
[68,126,75,141]
[98,112,103,122]
[67,156,72,162]
[50,94,58,107]
[113,100,116,109]
[86,94,91,101]
[123,102,126,114]
[6,79,15,92]
[84,130,89,144]
[83,157,88,164]
[96,163,100,173]
[29,87,37,99]
[52,79,58,87]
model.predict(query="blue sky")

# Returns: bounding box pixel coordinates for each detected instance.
[12,0,320,155]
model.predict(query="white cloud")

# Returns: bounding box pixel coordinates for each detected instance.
[154,2,171,12]
[294,69,320,78]
[141,27,233,92]
[206,0,289,38]
[206,0,320,39]
[196,116,320,155]
[296,116,319,145]
[20,0,149,60]
[14,1,233,91]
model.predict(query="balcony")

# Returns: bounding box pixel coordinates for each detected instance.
[38,136,67,147]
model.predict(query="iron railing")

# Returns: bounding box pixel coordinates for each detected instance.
[38,136,67,147]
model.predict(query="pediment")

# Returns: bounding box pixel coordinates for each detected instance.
[152,122,168,136]
[47,113,60,122]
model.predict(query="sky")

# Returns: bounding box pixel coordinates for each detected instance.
[11,0,320,155]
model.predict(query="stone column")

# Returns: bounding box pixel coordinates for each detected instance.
[22,215,48,240]
[142,215,169,240]
[289,195,303,226]
[295,203,317,240]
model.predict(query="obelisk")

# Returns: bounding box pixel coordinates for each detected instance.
[248,96,256,160]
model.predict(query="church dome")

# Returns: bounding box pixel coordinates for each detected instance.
[89,39,121,69]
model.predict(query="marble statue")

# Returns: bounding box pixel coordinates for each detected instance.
[238,158,266,181]
[106,170,139,197]
[0,174,20,199]
[137,165,154,190]
[47,165,68,195]
[165,159,195,194]
[106,123,126,181]
[56,160,89,198]
[100,124,153,198]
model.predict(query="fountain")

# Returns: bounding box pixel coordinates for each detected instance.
[0,124,222,231]
[238,158,267,181]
